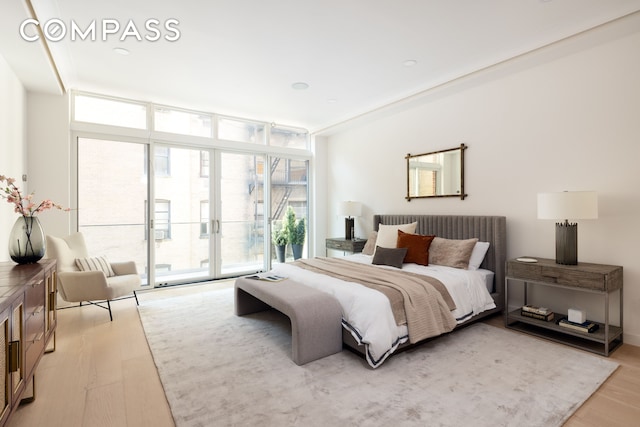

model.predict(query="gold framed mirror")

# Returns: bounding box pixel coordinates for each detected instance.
[406,143,467,201]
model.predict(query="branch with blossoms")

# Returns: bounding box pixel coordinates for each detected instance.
[0,175,70,216]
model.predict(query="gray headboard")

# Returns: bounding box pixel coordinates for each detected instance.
[373,214,507,312]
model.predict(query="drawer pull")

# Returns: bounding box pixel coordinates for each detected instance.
[9,341,20,372]
[33,306,44,315]
[49,292,56,311]
[32,332,44,343]
[32,279,44,288]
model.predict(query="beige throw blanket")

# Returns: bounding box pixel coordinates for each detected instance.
[293,258,457,344]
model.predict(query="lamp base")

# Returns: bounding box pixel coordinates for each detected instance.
[556,221,578,265]
[344,217,354,240]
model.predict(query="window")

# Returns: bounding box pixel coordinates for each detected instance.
[218,117,265,144]
[155,147,171,176]
[73,91,311,283]
[74,94,147,129]
[155,200,171,240]
[154,107,212,137]
[288,159,308,183]
[200,151,209,177]
[270,126,308,150]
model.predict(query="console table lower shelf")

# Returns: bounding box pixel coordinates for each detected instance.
[506,310,623,356]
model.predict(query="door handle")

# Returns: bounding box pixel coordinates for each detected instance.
[212,219,220,234]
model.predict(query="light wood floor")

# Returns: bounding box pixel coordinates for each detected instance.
[9,280,640,427]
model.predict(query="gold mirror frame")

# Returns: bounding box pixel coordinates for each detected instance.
[405,143,467,201]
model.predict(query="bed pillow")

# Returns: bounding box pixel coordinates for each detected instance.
[375,222,417,249]
[372,246,408,269]
[396,230,435,266]
[361,231,378,255]
[468,241,490,270]
[75,256,115,277]
[429,237,478,269]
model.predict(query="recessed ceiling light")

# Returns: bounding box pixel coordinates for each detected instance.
[403,59,418,67]
[327,99,337,104]
[113,47,130,55]
[291,82,309,90]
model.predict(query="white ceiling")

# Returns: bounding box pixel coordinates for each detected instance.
[1,0,640,133]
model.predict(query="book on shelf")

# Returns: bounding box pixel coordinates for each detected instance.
[521,304,552,316]
[520,309,554,322]
[557,318,599,333]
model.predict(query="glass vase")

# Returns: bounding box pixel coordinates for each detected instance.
[8,215,45,264]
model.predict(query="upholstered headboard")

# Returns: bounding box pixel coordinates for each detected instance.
[373,214,507,312]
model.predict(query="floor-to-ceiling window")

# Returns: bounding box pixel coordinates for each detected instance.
[72,92,310,287]
[77,137,149,283]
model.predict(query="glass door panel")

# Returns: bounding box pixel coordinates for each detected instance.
[270,157,309,263]
[153,146,211,284]
[219,152,265,276]
[77,138,149,284]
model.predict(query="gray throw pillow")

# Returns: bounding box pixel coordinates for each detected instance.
[372,246,408,269]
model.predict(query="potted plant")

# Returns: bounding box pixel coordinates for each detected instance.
[291,218,305,260]
[271,223,288,263]
[284,206,296,240]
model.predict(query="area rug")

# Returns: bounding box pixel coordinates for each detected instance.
[138,287,618,427]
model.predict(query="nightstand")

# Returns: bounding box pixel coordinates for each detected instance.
[505,257,623,356]
[325,237,366,256]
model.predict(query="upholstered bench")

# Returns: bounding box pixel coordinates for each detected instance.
[234,277,343,365]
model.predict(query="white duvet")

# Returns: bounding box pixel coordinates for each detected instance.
[270,254,496,368]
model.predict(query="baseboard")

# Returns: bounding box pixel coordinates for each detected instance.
[623,331,640,347]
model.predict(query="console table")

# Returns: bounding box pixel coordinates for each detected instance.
[0,259,57,426]
[505,257,622,356]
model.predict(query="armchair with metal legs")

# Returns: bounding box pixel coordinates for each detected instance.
[45,232,141,321]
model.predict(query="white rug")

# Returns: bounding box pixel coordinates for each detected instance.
[138,287,618,427]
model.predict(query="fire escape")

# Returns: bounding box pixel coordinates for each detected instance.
[247,157,305,248]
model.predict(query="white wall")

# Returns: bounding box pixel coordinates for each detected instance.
[26,92,71,239]
[0,54,27,262]
[323,14,640,345]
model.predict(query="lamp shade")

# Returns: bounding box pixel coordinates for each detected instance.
[537,191,598,220]
[338,201,362,218]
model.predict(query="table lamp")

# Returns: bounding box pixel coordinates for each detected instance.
[339,201,361,240]
[537,191,598,265]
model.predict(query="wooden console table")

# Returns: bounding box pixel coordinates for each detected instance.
[505,257,622,356]
[0,259,57,426]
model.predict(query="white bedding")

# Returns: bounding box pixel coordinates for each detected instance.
[270,255,496,368]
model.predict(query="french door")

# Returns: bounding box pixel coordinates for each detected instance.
[152,145,213,284]
[77,137,288,286]
[153,146,267,283]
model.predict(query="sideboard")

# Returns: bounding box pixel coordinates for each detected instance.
[0,259,57,426]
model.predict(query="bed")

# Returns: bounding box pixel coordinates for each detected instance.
[259,214,507,367]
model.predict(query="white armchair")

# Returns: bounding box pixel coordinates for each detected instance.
[45,232,140,321]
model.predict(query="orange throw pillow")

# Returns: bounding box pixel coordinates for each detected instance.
[396,230,435,266]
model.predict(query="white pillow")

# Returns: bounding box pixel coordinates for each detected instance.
[468,241,490,270]
[375,222,417,249]
[75,256,115,277]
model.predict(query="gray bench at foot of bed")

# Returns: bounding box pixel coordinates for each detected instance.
[234,277,343,365]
